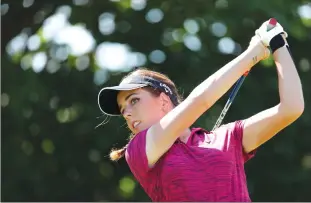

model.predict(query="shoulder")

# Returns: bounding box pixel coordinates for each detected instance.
[190,121,245,139]
[208,120,246,146]
[214,120,245,134]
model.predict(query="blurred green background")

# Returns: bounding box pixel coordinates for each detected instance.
[2,0,311,201]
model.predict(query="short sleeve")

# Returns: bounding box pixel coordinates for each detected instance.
[232,120,256,163]
[125,128,150,181]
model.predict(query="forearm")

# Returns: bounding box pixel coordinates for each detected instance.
[189,46,260,108]
[274,46,304,114]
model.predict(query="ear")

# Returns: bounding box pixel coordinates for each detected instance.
[159,92,171,112]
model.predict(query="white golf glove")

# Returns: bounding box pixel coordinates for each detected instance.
[248,34,271,60]
[255,20,288,47]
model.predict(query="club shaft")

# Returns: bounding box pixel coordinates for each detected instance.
[211,18,277,131]
[212,75,247,130]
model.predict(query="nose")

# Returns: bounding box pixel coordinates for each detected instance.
[123,107,132,120]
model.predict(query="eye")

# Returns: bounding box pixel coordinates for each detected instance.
[120,97,140,115]
[130,97,140,105]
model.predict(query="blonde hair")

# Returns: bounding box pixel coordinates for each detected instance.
[109,144,128,161]
[109,67,183,161]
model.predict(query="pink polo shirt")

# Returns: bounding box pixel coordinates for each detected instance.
[125,120,256,202]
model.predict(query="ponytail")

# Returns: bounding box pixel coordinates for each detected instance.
[109,144,128,161]
[109,134,134,161]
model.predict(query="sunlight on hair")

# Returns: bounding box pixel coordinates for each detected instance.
[95,114,111,128]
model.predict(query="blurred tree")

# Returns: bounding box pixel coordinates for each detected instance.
[2,0,311,201]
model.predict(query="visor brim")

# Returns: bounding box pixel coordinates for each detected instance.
[97,84,148,116]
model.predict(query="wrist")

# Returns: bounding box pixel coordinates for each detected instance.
[269,34,287,53]
[244,45,262,68]
[246,42,267,63]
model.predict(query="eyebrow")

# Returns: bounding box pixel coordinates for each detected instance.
[119,93,138,112]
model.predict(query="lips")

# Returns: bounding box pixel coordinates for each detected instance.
[132,121,141,129]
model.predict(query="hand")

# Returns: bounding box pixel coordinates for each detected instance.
[248,34,271,61]
[255,20,288,47]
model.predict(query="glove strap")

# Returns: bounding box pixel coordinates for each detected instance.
[269,34,286,53]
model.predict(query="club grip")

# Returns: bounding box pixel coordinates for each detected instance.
[267,18,277,31]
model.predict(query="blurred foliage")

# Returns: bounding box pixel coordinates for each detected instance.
[2,0,311,201]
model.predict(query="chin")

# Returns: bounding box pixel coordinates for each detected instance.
[133,125,147,135]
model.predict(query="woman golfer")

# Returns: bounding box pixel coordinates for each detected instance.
[97,20,304,201]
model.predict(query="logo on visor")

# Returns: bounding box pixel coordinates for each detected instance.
[160,83,172,95]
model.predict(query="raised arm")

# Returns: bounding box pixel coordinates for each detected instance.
[145,32,270,166]
[242,31,304,153]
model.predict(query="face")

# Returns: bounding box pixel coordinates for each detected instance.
[117,88,170,135]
